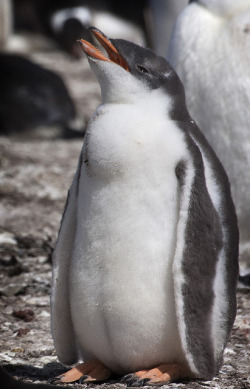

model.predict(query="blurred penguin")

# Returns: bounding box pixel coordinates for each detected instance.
[0,53,84,138]
[147,0,188,56]
[10,0,187,58]
[0,0,12,50]
[167,0,250,273]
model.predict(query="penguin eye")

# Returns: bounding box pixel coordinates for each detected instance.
[136,64,149,74]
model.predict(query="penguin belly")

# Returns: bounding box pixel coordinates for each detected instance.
[70,177,184,374]
[69,107,187,374]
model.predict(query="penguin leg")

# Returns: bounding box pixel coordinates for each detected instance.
[121,363,191,386]
[49,360,112,384]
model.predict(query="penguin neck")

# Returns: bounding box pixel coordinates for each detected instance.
[99,86,174,121]
[85,95,185,183]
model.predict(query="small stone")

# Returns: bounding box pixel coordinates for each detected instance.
[224,348,236,355]
[38,310,50,318]
[37,256,48,264]
[1,325,10,332]
[0,282,27,297]
[0,352,16,362]
[11,347,24,353]
[16,328,30,337]
[13,309,35,322]
[0,232,17,246]
[39,355,58,364]
[24,296,49,306]
[2,305,13,315]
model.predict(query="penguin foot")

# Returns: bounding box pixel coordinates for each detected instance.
[121,363,191,386]
[49,360,112,384]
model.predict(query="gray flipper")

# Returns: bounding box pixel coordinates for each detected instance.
[51,152,83,365]
[173,136,235,379]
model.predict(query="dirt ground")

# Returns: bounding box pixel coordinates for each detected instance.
[0,45,249,389]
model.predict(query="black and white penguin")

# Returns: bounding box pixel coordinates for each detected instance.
[0,54,83,138]
[12,0,146,57]
[51,27,239,386]
[49,2,146,57]
[167,0,250,270]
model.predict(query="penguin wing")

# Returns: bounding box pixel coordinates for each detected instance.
[173,143,225,380]
[51,155,83,365]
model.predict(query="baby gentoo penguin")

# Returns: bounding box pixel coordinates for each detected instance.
[50,27,239,386]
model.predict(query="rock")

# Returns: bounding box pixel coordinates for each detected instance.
[16,328,30,337]
[13,309,35,322]
[0,232,17,246]
[0,282,27,297]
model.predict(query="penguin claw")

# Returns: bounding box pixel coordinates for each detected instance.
[123,378,135,386]
[127,379,140,387]
[79,375,89,384]
[120,373,134,382]
[121,364,191,386]
[131,378,150,387]
[49,360,111,384]
[120,374,150,387]
[48,376,61,385]
[138,378,150,386]
[120,375,138,386]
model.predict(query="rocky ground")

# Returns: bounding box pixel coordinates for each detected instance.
[0,44,249,389]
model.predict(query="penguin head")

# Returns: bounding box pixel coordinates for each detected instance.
[78,27,189,121]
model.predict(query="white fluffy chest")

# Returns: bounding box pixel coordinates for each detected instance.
[69,103,188,372]
[83,103,186,178]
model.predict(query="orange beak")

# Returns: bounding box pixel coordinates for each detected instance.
[77,27,129,72]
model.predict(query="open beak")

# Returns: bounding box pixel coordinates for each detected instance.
[77,26,129,72]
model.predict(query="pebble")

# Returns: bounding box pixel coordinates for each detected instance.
[0,232,17,245]
[0,351,16,361]
[0,282,27,297]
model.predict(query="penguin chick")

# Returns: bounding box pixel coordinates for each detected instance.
[51,27,239,386]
